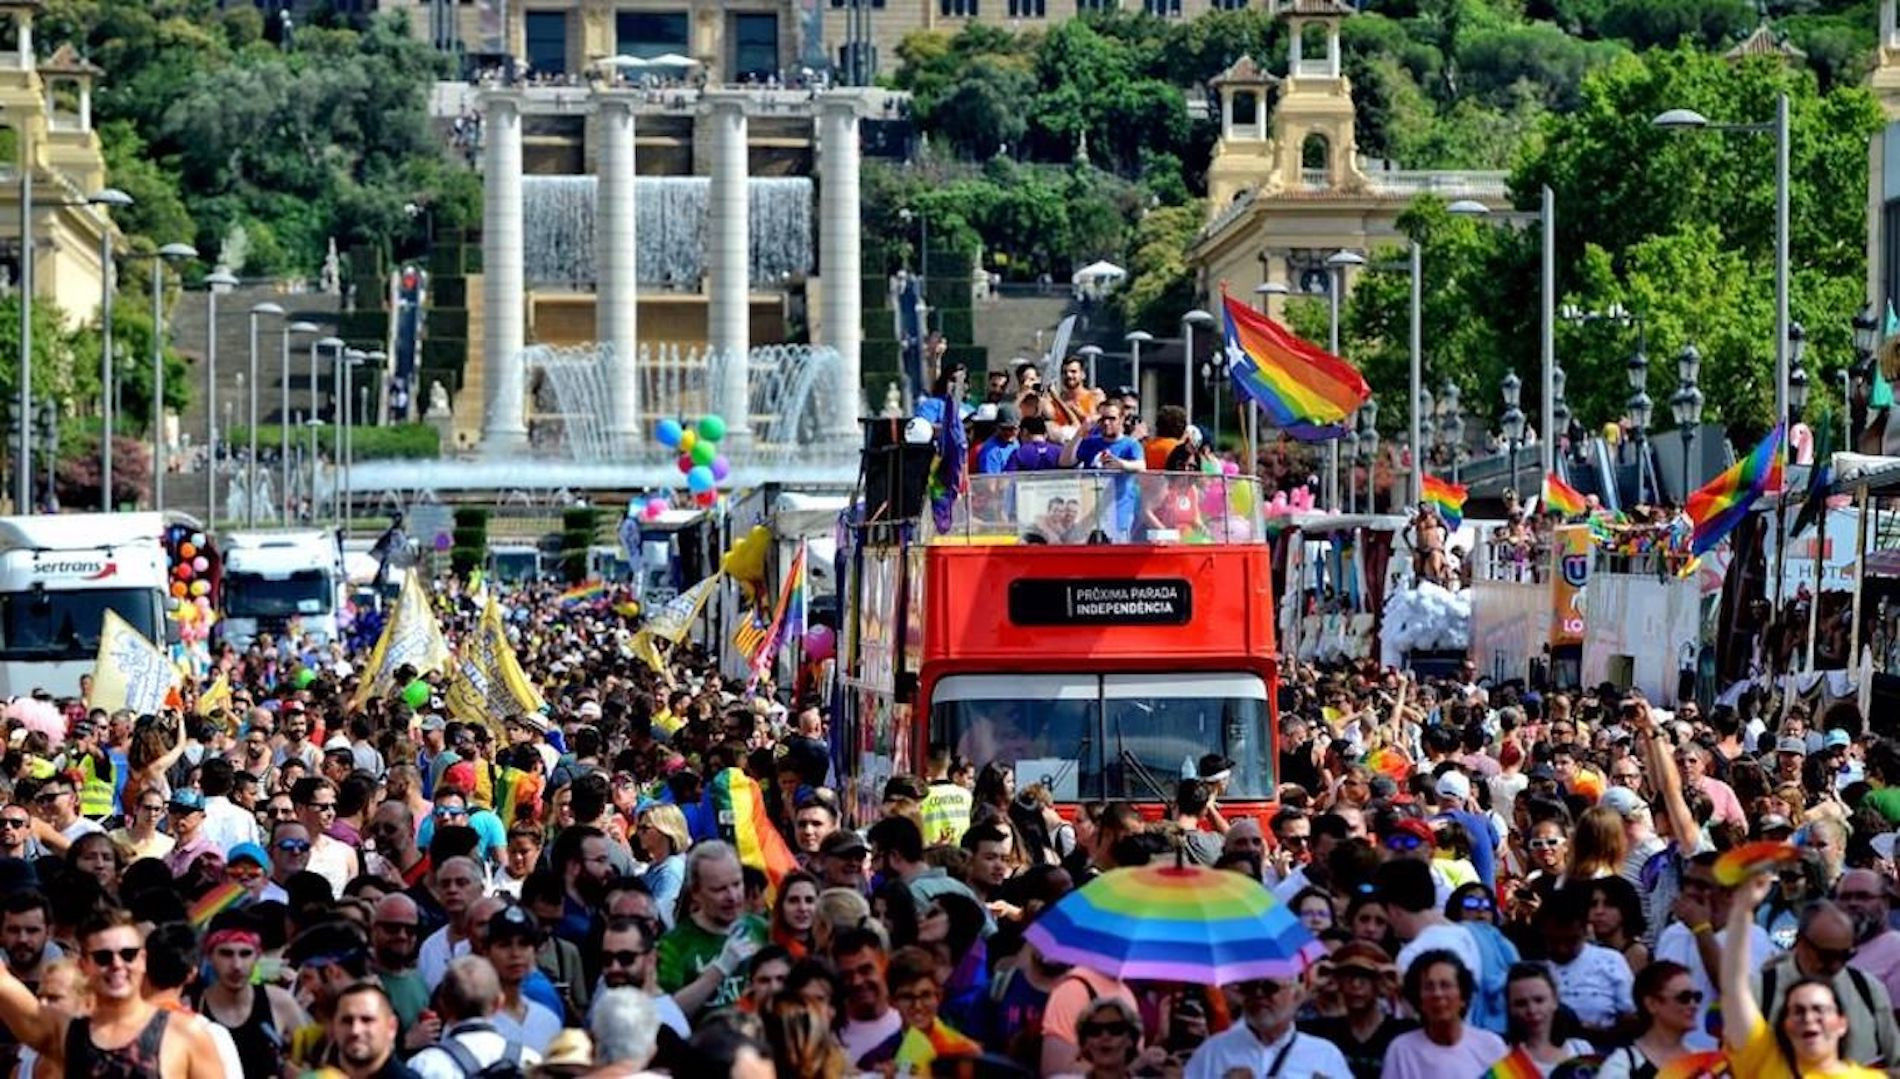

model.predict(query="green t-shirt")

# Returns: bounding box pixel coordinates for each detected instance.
[1863,786,1900,824]
[655,913,768,1014]
[378,968,429,1033]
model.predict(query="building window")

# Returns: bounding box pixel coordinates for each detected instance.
[524,11,567,76]
[940,0,979,14]
[1214,0,1248,8]
[1142,0,1182,15]
[1008,0,1047,14]
[1231,90,1257,128]
[616,11,690,59]
[1076,0,1117,9]
[732,13,779,80]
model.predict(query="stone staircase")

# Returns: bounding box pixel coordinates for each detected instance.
[167,284,344,522]
[971,289,1076,374]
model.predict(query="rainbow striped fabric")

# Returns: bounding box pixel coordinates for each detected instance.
[709,767,798,898]
[557,581,605,607]
[1543,472,1587,518]
[892,1019,981,1072]
[1686,424,1784,556]
[1220,291,1370,428]
[189,882,249,928]
[1422,473,1468,529]
[1483,1048,1543,1079]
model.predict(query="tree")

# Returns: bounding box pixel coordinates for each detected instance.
[1114,202,1204,335]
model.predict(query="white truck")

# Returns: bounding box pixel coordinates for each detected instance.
[0,513,173,699]
[219,530,345,650]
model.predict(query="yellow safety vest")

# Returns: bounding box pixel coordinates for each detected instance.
[77,754,114,819]
[920,781,973,847]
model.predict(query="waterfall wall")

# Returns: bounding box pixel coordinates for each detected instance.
[521,176,814,289]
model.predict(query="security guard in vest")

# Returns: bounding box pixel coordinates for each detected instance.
[919,743,973,847]
[66,716,116,822]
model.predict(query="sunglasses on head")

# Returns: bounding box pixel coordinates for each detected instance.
[87,946,141,967]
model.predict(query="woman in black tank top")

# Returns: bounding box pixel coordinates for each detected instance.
[63,1010,169,1079]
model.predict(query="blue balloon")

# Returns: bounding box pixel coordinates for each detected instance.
[686,465,715,493]
[656,418,684,448]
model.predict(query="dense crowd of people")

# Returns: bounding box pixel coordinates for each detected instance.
[0,546,1893,1076]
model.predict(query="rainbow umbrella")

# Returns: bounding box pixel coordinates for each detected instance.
[1023,861,1325,984]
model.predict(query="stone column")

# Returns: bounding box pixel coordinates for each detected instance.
[819,92,864,438]
[481,91,529,454]
[705,91,752,448]
[596,93,640,455]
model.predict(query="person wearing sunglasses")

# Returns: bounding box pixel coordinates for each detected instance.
[1597,959,1703,1078]
[1182,970,1350,1078]
[1300,942,1406,1079]
[0,801,45,861]
[108,788,175,862]
[0,909,225,1077]
[1747,894,1900,1068]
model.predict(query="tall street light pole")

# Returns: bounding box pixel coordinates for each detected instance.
[202,269,238,525]
[1451,187,1558,479]
[246,302,285,527]
[1654,95,1791,424]
[280,321,319,525]
[1124,331,1152,409]
[1325,250,1366,511]
[1180,309,1214,429]
[311,335,343,522]
[150,243,199,513]
[87,188,134,513]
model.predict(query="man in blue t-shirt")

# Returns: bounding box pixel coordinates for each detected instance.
[1061,402,1145,536]
[977,404,1020,474]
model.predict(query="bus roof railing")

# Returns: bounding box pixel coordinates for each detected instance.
[927,471,1267,547]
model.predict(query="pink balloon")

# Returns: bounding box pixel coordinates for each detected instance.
[1220,459,1239,477]
[1200,484,1226,518]
[804,624,836,662]
[641,500,664,520]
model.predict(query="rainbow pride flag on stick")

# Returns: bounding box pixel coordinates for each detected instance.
[1483,1048,1543,1079]
[1219,290,1370,428]
[1543,472,1587,519]
[1422,473,1468,529]
[1686,424,1784,556]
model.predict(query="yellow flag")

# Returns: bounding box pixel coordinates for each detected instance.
[88,610,179,715]
[643,573,721,644]
[630,629,669,677]
[351,574,452,707]
[444,596,545,731]
[196,673,233,720]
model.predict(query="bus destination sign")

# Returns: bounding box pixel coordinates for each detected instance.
[1007,578,1192,626]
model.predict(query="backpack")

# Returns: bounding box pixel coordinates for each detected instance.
[436,1023,527,1079]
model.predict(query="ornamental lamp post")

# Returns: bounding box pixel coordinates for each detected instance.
[1672,344,1704,498]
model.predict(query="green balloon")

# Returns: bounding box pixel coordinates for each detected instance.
[402,680,430,708]
[294,668,316,689]
[690,439,717,467]
[697,414,727,443]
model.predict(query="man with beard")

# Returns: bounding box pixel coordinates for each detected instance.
[1187,970,1355,1076]
[0,891,52,1073]
[0,909,223,1076]
[0,807,45,861]
[551,825,614,948]
[197,911,308,1076]
[283,921,375,1071]
[368,802,429,890]
[1839,868,1900,1002]
[369,894,428,1033]
[831,925,900,1066]
[654,841,765,1018]
[329,983,416,1079]
[417,856,485,991]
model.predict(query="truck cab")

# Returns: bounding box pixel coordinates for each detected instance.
[486,544,544,584]
[0,513,172,699]
[219,530,345,650]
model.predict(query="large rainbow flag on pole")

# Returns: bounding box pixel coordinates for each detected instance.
[1686,424,1785,556]
[1422,473,1468,529]
[1543,472,1587,518]
[1219,290,1370,428]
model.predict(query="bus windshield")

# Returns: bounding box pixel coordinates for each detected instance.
[0,588,162,661]
[931,672,1274,802]
[224,570,332,618]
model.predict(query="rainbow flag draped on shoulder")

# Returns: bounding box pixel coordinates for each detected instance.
[708,767,798,898]
[1422,473,1467,529]
[1686,424,1784,556]
[1219,290,1371,428]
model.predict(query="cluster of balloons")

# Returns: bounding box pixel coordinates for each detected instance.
[166,531,217,641]
[656,415,733,508]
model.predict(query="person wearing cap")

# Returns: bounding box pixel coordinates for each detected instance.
[1431,769,1498,889]
[1297,942,1408,1079]
[976,403,1019,475]
[159,789,216,877]
[816,829,871,893]
[477,905,563,1054]
[1773,735,1809,786]
[1595,785,1665,888]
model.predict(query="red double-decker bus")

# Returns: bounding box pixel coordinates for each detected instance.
[833,469,1280,823]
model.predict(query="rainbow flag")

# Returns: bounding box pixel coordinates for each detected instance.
[1656,1050,1731,1078]
[709,767,798,898]
[1220,290,1370,428]
[1483,1048,1543,1079]
[892,1019,981,1072]
[189,882,249,928]
[1713,840,1800,886]
[1686,424,1784,556]
[1422,473,1467,529]
[1543,472,1587,519]
[775,543,808,649]
[495,765,545,829]
[557,581,605,607]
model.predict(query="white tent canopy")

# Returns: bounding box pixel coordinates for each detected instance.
[1071,260,1126,284]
